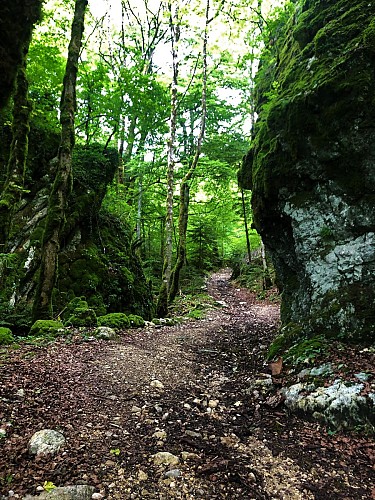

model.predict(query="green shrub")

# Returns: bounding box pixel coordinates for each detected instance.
[97,313,130,329]
[65,307,97,327]
[61,297,89,322]
[29,320,63,337]
[0,327,14,345]
[128,314,145,328]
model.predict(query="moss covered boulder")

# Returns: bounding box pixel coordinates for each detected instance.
[240,0,375,343]
[0,327,14,345]
[0,142,153,332]
[30,320,63,337]
[98,313,130,330]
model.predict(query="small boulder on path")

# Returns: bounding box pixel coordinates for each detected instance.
[23,484,95,499]
[28,429,65,456]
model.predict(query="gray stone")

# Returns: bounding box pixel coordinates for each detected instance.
[23,485,95,499]
[240,0,375,343]
[165,469,181,479]
[28,429,65,456]
[282,380,375,429]
[153,451,179,466]
[93,327,117,340]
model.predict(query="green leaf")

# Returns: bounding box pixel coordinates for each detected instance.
[43,481,56,492]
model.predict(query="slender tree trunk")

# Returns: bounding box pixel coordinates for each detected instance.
[0,49,32,247]
[241,188,252,263]
[156,1,180,317]
[33,0,87,321]
[261,239,272,289]
[167,0,210,305]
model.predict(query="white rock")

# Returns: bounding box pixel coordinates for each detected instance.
[153,430,167,440]
[92,494,104,499]
[16,388,25,397]
[0,429,6,438]
[208,400,219,408]
[94,327,117,340]
[165,469,181,478]
[28,429,65,456]
[23,485,95,499]
[153,451,179,466]
[138,470,148,481]
[150,380,164,389]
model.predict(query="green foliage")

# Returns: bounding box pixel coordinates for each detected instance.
[128,314,145,328]
[284,336,328,366]
[65,307,97,327]
[97,313,130,330]
[267,322,303,360]
[29,320,63,337]
[43,481,56,492]
[0,327,14,345]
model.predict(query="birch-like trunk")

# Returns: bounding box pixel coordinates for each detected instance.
[168,0,210,304]
[33,0,87,320]
[156,0,180,317]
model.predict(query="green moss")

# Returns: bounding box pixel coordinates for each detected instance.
[65,307,97,327]
[128,314,145,328]
[29,320,63,337]
[363,18,375,50]
[267,322,303,359]
[0,327,14,345]
[284,335,328,366]
[97,313,130,330]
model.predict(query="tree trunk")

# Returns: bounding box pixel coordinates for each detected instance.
[241,188,252,263]
[261,239,272,289]
[0,49,32,247]
[156,1,180,317]
[33,0,87,321]
[167,0,210,305]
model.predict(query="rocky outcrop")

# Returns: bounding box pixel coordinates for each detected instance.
[0,138,153,332]
[240,0,375,344]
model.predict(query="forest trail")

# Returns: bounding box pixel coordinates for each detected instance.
[1,271,374,499]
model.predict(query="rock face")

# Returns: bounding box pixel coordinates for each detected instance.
[0,142,153,331]
[240,0,375,342]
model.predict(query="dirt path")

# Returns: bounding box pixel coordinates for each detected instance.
[1,270,374,499]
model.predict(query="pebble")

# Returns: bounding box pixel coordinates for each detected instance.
[92,494,104,499]
[150,380,164,389]
[153,452,180,466]
[131,406,142,413]
[138,470,148,481]
[185,430,202,438]
[165,469,181,479]
[208,400,219,408]
[153,430,167,440]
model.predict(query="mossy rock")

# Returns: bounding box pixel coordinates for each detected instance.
[97,313,130,330]
[29,320,63,337]
[0,327,14,345]
[65,307,97,327]
[93,326,118,340]
[128,314,145,328]
[62,297,89,322]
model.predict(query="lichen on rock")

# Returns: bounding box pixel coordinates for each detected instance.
[240,0,375,344]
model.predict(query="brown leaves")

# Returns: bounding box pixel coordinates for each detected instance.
[269,356,283,376]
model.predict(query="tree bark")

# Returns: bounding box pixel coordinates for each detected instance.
[0,49,32,247]
[33,0,88,321]
[167,0,210,305]
[156,1,180,317]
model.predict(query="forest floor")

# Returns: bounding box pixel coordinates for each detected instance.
[1,269,374,499]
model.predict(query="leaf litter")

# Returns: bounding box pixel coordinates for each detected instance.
[0,269,374,499]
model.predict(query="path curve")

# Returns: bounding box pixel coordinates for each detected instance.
[1,270,373,499]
